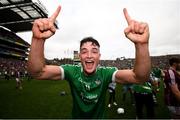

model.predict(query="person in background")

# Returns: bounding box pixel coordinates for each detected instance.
[150,66,163,105]
[122,84,134,105]
[4,69,10,81]
[108,81,117,108]
[132,78,155,119]
[163,57,180,119]
[151,64,163,90]
[15,69,23,90]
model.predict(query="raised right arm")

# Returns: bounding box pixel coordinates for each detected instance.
[28,6,63,80]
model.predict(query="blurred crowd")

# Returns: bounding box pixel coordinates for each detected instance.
[0,58,28,78]
[0,55,178,79]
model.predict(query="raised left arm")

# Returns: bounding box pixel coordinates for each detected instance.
[115,8,151,84]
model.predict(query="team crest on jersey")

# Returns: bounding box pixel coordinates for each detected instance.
[95,79,101,85]
[77,77,101,103]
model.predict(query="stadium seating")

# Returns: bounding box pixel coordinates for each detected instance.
[0,27,30,60]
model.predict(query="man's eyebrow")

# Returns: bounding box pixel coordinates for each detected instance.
[80,48,87,51]
[80,46,99,51]
[92,48,99,51]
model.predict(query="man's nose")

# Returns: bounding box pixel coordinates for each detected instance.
[87,51,92,58]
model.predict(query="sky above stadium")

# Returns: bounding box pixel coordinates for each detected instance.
[17,0,180,60]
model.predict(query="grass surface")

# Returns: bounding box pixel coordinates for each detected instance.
[0,77,170,119]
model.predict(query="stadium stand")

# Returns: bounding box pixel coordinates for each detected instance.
[46,54,180,71]
[100,54,180,70]
[0,0,54,32]
[0,27,30,60]
[0,0,58,60]
[0,0,57,78]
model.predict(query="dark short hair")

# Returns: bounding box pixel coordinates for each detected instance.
[80,37,100,49]
[169,57,180,66]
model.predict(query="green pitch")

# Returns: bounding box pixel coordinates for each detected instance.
[0,77,170,119]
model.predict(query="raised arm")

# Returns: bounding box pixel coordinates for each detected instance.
[115,8,151,84]
[28,6,63,80]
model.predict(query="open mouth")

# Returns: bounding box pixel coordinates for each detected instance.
[85,60,94,69]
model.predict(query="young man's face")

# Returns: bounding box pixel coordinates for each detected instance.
[79,42,101,75]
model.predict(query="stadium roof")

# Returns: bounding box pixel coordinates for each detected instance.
[0,0,57,32]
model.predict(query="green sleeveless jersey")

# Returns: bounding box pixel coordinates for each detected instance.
[61,64,117,119]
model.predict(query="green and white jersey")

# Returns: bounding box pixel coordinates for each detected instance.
[132,82,153,94]
[60,64,117,118]
[152,67,162,79]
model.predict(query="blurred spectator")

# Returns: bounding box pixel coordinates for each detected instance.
[163,57,180,119]
[15,69,23,90]
[132,78,155,119]
[122,84,134,105]
[150,65,164,105]
[108,82,117,108]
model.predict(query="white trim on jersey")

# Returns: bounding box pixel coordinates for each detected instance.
[112,70,118,82]
[59,66,64,80]
[59,66,118,82]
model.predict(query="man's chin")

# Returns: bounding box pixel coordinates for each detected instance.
[84,69,96,75]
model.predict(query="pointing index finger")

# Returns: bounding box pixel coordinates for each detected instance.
[49,5,61,22]
[123,8,131,25]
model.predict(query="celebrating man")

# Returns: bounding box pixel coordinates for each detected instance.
[28,5,151,118]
